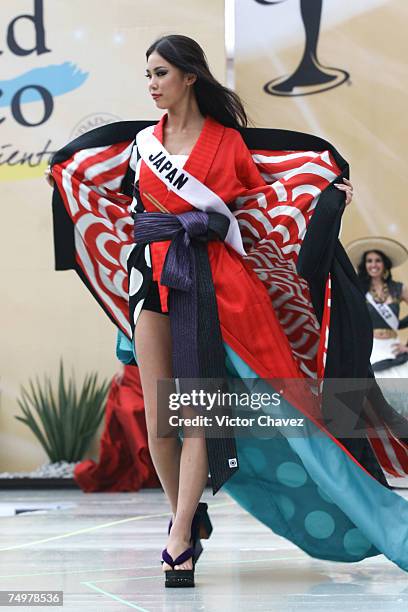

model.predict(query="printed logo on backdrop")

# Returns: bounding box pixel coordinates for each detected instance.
[69,113,122,140]
[254,0,350,96]
[0,0,89,179]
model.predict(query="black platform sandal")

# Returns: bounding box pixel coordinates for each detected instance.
[161,546,195,588]
[168,502,213,564]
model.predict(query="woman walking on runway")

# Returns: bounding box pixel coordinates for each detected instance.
[47,35,408,588]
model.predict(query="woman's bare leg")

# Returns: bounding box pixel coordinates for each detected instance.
[170,418,209,569]
[134,309,209,571]
[134,310,181,522]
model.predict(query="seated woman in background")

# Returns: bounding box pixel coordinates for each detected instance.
[347,237,408,415]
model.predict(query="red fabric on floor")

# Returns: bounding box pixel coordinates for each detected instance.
[74,365,161,492]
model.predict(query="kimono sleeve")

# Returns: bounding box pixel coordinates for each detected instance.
[231,130,345,261]
[50,136,136,336]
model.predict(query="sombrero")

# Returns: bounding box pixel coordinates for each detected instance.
[346,236,408,269]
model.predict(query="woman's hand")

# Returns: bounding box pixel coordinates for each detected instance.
[334,178,353,206]
[391,342,408,356]
[44,164,54,187]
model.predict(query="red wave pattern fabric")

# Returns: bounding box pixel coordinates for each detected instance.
[51,119,408,482]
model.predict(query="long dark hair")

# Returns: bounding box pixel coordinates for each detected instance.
[146,34,250,129]
[357,250,394,293]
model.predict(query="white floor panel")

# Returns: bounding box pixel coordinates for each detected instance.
[0,487,407,611]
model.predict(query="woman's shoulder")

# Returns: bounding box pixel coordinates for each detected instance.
[219,125,249,154]
[223,124,244,139]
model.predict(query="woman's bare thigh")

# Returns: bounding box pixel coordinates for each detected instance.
[134,310,173,431]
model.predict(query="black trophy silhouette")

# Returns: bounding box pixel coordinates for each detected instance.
[255,0,350,96]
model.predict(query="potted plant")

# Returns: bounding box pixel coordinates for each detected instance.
[0,361,110,488]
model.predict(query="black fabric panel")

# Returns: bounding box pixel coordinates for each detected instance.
[372,353,408,372]
[399,315,408,330]
[368,302,400,330]
[297,181,345,322]
[51,183,75,271]
[121,157,136,199]
[293,157,388,484]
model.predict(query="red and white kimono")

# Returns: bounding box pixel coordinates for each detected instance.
[135,115,316,379]
[50,113,408,571]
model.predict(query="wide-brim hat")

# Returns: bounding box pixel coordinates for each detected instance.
[346,236,408,269]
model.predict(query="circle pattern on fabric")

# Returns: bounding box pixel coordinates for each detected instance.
[317,487,335,504]
[343,528,372,556]
[133,299,144,326]
[242,446,267,471]
[276,462,307,488]
[144,244,151,267]
[129,268,143,296]
[304,510,335,539]
[276,494,295,520]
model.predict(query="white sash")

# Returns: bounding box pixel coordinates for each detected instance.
[136,126,246,256]
[366,291,399,330]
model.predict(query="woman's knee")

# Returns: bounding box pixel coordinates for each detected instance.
[147,429,180,449]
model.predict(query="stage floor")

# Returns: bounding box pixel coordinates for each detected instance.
[0,484,407,611]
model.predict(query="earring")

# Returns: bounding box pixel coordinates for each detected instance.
[383,270,390,280]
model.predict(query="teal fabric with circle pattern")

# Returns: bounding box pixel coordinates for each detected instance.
[115,328,408,571]
[223,344,408,571]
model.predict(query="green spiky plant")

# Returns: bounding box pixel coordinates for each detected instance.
[15,361,110,463]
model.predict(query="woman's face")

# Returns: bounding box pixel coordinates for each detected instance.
[145,51,193,110]
[365,251,385,279]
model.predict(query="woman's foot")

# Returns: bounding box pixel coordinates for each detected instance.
[162,528,193,571]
